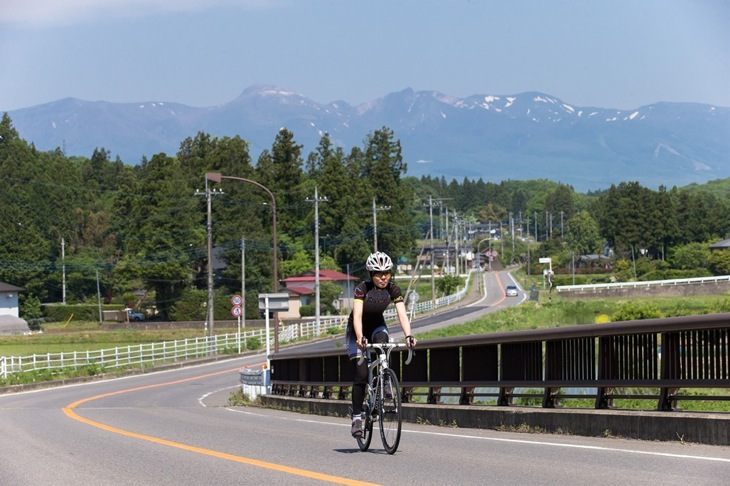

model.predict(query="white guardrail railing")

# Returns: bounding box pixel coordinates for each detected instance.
[556,274,730,293]
[1,272,474,379]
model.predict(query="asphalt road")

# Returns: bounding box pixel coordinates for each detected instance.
[1,271,728,485]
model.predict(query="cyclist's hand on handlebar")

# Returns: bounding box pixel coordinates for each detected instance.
[357,336,367,350]
[405,335,417,349]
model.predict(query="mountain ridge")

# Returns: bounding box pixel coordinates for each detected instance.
[6,86,729,192]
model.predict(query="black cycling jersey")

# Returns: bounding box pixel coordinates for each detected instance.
[346,279,404,338]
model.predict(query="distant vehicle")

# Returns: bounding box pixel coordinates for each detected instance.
[126,308,145,321]
[505,285,519,297]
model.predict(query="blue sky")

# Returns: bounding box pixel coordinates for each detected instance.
[1,0,728,112]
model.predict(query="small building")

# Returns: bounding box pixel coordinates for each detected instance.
[709,238,730,252]
[281,269,358,313]
[0,282,30,335]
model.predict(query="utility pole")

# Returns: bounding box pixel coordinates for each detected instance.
[510,212,515,264]
[195,177,223,351]
[61,237,66,305]
[96,270,102,323]
[241,237,246,330]
[372,197,391,252]
[307,187,327,335]
[426,196,437,310]
[443,207,451,270]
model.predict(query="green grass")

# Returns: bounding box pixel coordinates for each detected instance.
[0,326,209,356]
[418,292,730,340]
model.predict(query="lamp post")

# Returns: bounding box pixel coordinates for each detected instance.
[476,237,491,293]
[205,172,280,350]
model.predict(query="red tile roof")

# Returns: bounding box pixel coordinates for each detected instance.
[281,269,357,283]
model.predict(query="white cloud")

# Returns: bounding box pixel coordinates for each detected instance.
[0,0,277,27]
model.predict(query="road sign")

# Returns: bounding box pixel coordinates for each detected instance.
[258,293,290,311]
[231,295,243,306]
[231,305,242,317]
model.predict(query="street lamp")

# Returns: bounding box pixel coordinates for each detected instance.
[205,172,280,350]
[476,237,491,293]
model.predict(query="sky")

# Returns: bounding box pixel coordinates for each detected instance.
[1,0,729,112]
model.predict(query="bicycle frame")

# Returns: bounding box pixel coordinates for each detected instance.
[356,342,413,454]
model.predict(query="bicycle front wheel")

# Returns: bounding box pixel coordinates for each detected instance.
[378,368,402,454]
[356,390,373,452]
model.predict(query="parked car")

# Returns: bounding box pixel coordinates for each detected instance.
[505,285,519,297]
[126,308,145,321]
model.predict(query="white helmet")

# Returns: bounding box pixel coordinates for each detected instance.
[366,251,393,272]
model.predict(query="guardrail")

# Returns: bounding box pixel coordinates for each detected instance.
[269,313,730,411]
[557,274,730,293]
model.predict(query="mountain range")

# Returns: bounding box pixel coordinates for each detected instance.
[6,85,730,192]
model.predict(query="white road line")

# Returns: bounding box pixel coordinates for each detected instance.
[223,406,730,463]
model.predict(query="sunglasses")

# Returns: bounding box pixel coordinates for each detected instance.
[372,271,391,279]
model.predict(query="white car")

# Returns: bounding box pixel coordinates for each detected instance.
[505,285,519,297]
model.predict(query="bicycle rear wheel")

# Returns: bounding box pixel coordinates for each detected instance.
[378,368,402,454]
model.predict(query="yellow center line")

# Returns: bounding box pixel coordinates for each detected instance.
[63,366,377,486]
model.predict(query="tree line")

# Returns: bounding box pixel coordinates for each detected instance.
[1,113,728,319]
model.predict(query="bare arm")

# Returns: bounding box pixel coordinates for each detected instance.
[353,299,365,349]
[394,301,417,348]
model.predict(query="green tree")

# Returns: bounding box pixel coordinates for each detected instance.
[669,242,710,270]
[545,184,576,237]
[566,211,602,256]
[260,128,306,242]
[596,182,654,257]
[708,249,730,275]
[361,127,417,260]
[115,153,202,319]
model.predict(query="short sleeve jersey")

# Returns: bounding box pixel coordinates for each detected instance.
[348,280,404,336]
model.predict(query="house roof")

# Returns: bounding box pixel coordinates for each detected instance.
[709,238,730,249]
[281,269,357,283]
[0,315,30,335]
[0,282,24,293]
[285,286,315,296]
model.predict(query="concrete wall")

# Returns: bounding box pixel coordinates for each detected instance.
[559,281,730,299]
[261,395,730,446]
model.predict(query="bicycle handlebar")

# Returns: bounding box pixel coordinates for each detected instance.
[357,342,414,366]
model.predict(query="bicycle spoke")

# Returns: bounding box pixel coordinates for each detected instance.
[378,368,402,454]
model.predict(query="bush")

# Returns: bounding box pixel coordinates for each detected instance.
[641,268,712,281]
[168,289,207,321]
[245,337,262,350]
[43,304,108,322]
[299,305,314,317]
[611,302,663,322]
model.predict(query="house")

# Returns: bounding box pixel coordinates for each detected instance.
[0,282,30,335]
[709,238,730,252]
[281,269,358,314]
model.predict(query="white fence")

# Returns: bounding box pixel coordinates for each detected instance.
[1,272,474,380]
[556,274,730,293]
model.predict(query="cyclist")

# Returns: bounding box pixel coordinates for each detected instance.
[345,251,417,438]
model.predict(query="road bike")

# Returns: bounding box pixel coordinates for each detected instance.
[354,341,413,454]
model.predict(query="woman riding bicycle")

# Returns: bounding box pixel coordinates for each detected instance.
[345,251,416,437]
